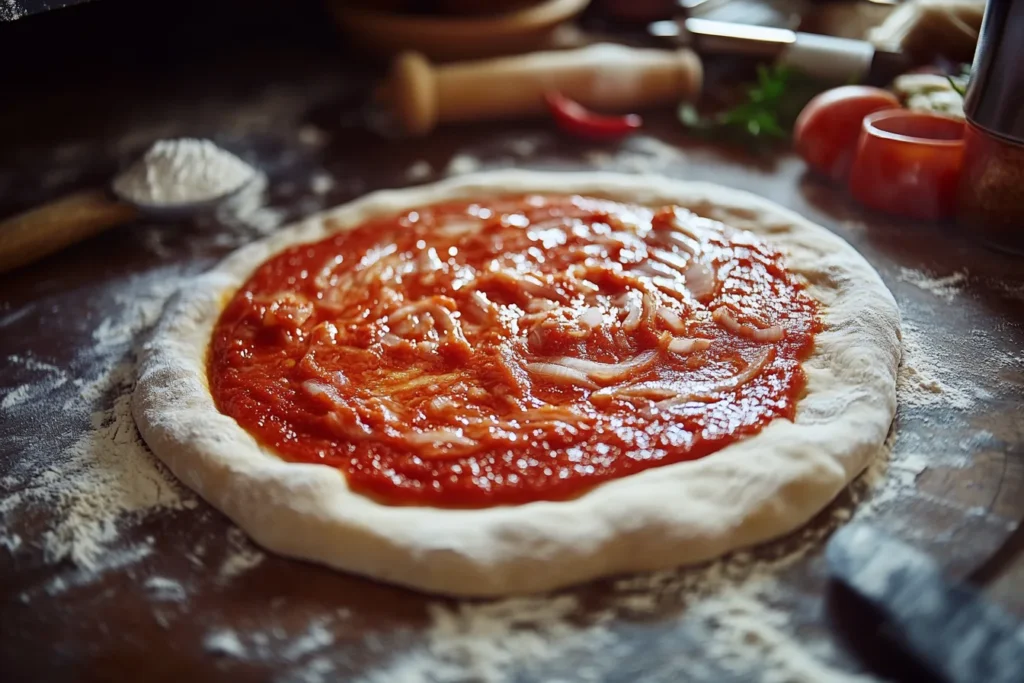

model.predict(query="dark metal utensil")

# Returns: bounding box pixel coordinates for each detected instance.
[827,524,1024,683]
[649,17,910,84]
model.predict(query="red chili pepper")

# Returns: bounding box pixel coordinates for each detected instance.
[544,91,643,141]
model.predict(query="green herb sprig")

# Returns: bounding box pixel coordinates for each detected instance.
[679,65,820,144]
[946,64,971,98]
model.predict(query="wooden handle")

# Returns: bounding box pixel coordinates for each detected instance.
[0,189,139,274]
[387,44,703,135]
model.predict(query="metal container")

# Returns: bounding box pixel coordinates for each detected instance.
[957,0,1024,255]
[963,0,1024,144]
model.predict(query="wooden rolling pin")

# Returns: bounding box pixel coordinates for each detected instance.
[0,190,138,274]
[382,43,703,136]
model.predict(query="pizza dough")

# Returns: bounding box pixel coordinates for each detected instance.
[133,171,901,596]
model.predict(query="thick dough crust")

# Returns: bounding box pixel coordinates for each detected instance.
[133,171,900,597]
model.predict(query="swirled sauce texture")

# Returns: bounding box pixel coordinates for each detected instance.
[210,196,821,507]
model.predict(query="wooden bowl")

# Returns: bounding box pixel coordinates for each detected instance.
[434,0,541,15]
[327,0,592,62]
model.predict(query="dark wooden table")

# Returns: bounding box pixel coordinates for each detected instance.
[3,1,1023,681]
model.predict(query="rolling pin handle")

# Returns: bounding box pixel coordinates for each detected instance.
[0,189,138,274]
[391,51,439,137]
[385,45,702,136]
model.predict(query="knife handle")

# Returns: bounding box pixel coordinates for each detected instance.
[827,525,1024,683]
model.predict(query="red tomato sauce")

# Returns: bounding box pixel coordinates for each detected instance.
[209,196,821,507]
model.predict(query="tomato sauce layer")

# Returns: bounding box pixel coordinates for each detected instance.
[209,196,821,507]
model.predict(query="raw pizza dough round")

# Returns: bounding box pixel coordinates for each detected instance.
[133,171,901,597]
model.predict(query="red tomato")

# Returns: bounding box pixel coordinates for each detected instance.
[794,86,901,181]
[848,109,965,221]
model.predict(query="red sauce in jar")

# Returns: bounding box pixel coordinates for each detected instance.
[209,196,820,507]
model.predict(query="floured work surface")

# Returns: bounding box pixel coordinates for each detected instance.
[3,38,1024,683]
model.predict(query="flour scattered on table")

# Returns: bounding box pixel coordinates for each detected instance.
[992,279,1024,301]
[358,595,617,683]
[0,0,25,21]
[585,136,687,174]
[405,160,433,182]
[309,172,335,196]
[898,267,968,302]
[219,527,266,580]
[503,134,549,158]
[445,154,482,177]
[0,268,195,579]
[218,172,286,236]
[145,576,189,602]
[205,629,249,658]
[203,615,346,669]
[896,320,978,412]
[2,355,66,410]
[38,542,155,598]
[279,620,336,662]
[297,125,329,148]
[355,496,878,683]
[2,377,66,410]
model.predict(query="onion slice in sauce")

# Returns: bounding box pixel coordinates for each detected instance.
[708,347,775,392]
[662,230,698,255]
[667,337,712,355]
[683,262,716,301]
[404,429,479,457]
[553,350,659,384]
[657,307,687,334]
[578,306,604,329]
[509,406,590,424]
[436,218,481,237]
[712,307,785,342]
[622,291,643,330]
[657,347,776,409]
[650,248,691,273]
[302,380,345,406]
[590,381,677,407]
[524,362,599,389]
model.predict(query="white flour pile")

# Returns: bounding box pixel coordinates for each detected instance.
[113,138,255,206]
